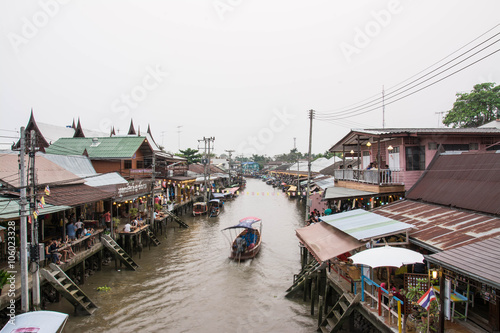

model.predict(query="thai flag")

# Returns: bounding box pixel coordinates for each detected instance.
[418,288,437,310]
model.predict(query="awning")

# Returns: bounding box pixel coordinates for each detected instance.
[0,196,71,220]
[320,209,414,242]
[323,187,376,200]
[295,222,364,262]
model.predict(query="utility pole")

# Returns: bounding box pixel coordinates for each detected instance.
[294,138,300,195]
[305,110,315,221]
[225,150,234,185]
[19,127,29,312]
[435,111,446,127]
[198,137,215,202]
[149,153,156,229]
[176,125,183,150]
[29,130,41,309]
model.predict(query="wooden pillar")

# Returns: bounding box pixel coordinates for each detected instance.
[97,250,102,271]
[310,275,316,315]
[81,260,85,284]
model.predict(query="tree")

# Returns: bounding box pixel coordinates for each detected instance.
[443,82,500,128]
[176,148,202,165]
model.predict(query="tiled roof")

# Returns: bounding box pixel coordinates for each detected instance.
[44,184,114,206]
[45,136,148,158]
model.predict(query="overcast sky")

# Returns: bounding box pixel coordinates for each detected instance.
[1,1,499,157]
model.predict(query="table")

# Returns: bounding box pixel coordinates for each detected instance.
[433,286,469,322]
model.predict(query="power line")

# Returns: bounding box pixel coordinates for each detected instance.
[317,47,500,121]
[317,24,500,117]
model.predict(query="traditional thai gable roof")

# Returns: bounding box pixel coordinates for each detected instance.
[45,136,152,159]
[128,119,136,135]
[73,118,85,137]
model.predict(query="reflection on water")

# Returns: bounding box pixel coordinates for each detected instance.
[47,179,316,332]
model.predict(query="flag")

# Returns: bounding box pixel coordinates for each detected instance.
[28,216,32,224]
[38,201,44,209]
[33,211,38,219]
[41,196,45,206]
[45,185,50,196]
[417,288,437,310]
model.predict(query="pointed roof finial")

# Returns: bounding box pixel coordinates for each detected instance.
[73,118,85,137]
[72,118,76,129]
[110,126,116,137]
[128,119,136,135]
[137,125,141,136]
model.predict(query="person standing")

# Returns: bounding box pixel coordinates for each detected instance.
[75,219,84,238]
[67,221,77,241]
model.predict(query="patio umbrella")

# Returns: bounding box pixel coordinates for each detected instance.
[349,245,424,292]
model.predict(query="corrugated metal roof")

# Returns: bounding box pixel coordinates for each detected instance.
[354,128,500,135]
[427,236,500,290]
[314,177,335,190]
[374,200,500,252]
[324,187,375,200]
[407,152,500,215]
[0,153,84,188]
[320,209,414,241]
[84,173,128,187]
[45,136,147,158]
[42,153,96,177]
[44,184,114,206]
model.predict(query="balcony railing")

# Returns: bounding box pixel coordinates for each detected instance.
[333,169,401,185]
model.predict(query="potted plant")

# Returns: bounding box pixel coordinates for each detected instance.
[129,208,139,219]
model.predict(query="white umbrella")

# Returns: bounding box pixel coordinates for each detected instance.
[350,245,425,293]
[350,245,424,268]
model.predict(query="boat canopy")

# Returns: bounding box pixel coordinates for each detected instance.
[222,216,261,230]
[212,193,225,199]
[209,199,221,204]
[0,310,69,333]
[194,202,207,206]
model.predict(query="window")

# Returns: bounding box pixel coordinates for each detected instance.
[442,144,469,151]
[144,157,153,168]
[124,160,132,169]
[136,160,144,169]
[405,146,425,171]
[469,143,478,150]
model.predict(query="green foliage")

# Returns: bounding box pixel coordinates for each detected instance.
[176,148,202,165]
[154,203,162,211]
[443,82,500,128]
[96,285,111,292]
[129,208,138,218]
[403,278,439,332]
[0,270,11,289]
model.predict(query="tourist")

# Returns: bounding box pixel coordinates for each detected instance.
[75,219,84,238]
[67,221,77,241]
[123,222,131,233]
[48,238,62,264]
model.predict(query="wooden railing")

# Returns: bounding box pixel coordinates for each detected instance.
[360,274,403,333]
[334,169,402,185]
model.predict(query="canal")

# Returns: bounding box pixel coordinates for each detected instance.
[47,178,318,332]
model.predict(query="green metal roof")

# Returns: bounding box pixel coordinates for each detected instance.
[45,136,149,158]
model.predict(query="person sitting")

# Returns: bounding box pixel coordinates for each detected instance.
[48,238,62,264]
[235,236,246,253]
[131,219,139,229]
[56,237,71,262]
[123,223,131,233]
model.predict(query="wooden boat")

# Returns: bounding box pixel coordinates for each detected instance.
[208,199,223,217]
[0,310,68,333]
[192,202,207,216]
[222,217,262,261]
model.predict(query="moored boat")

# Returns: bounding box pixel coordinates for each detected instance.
[0,310,69,333]
[208,199,223,217]
[222,217,262,261]
[193,202,207,216]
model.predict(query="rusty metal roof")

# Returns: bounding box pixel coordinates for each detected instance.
[44,184,114,206]
[407,151,500,215]
[426,236,500,290]
[373,200,500,252]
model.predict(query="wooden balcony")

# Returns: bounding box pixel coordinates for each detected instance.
[333,169,405,194]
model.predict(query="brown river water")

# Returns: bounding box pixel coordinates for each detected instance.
[47,178,317,332]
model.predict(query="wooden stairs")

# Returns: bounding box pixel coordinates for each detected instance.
[146,229,161,246]
[285,260,320,297]
[41,263,98,315]
[318,293,361,333]
[163,210,189,228]
[101,234,139,270]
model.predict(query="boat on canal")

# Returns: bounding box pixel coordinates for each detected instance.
[208,199,223,217]
[193,201,208,216]
[0,310,69,333]
[222,216,262,261]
